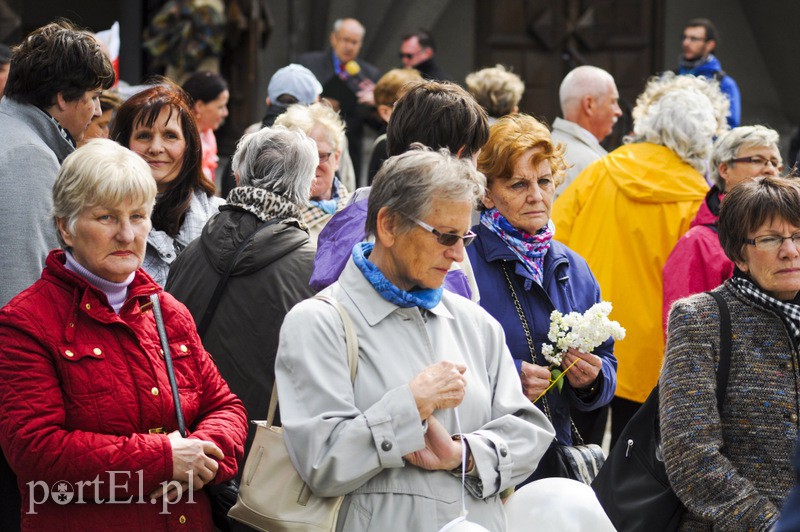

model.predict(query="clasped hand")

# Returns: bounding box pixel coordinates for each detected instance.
[147,431,224,501]
[404,415,463,471]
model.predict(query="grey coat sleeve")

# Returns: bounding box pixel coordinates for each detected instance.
[275,298,426,498]
[660,295,779,530]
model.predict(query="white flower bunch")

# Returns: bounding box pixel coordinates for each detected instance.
[540,302,625,365]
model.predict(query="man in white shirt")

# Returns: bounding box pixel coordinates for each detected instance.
[552,66,621,197]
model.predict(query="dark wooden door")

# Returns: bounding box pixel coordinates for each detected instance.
[475,0,664,149]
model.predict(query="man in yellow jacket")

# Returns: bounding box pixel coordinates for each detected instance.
[552,74,730,445]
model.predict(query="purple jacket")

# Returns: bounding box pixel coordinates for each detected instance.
[310,198,474,299]
[467,224,617,446]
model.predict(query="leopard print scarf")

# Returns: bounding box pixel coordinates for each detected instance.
[226,187,306,229]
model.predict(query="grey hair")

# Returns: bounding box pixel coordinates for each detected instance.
[365,144,486,238]
[274,101,346,152]
[332,18,365,36]
[626,76,723,172]
[52,138,157,249]
[631,73,729,137]
[464,65,525,119]
[559,65,615,117]
[232,126,318,207]
[711,125,781,189]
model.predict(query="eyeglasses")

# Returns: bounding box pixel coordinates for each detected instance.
[730,156,782,169]
[405,215,476,247]
[318,152,333,164]
[744,233,800,251]
[681,34,706,42]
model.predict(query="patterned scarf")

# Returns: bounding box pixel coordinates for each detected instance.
[352,242,443,310]
[729,271,800,347]
[481,208,553,285]
[226,186,306,229]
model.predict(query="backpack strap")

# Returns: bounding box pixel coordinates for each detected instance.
[197,217,304,338]
[707,291,732,412]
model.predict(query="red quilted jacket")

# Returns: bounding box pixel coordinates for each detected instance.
[0,250,247,531]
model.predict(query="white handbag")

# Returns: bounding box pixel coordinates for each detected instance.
[228,295,358,531]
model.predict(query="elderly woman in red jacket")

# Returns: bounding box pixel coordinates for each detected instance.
[0,139,247,530]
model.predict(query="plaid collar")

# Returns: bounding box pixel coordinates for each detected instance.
[41,108,77,150]
[729,273,800,347]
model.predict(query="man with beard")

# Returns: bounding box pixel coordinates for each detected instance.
[676,18,741,127]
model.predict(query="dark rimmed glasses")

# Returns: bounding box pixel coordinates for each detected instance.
[744,233,800,251]
[405,215,476,247]
[730,156,782,169]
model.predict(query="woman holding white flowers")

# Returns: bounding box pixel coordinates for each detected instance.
[660,175,800,530]
[467,114,618,482]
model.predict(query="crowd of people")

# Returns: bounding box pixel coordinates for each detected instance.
[0,13,798,532]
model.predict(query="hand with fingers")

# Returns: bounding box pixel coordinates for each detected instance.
[561,348,602,391]
[148,430,224,500]
[519,361,552,401]
[408,361,467,421]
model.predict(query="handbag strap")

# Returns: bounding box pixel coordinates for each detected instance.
[266,294,359,427]
[500,262,586,445]
[196,217,285,339]
[707,291,732,412]
[150,293,187,438]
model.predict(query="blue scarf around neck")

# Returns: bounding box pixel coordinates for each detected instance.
[351,242,443,310]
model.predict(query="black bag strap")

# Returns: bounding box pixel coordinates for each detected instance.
[150,293,187,438]
[708,291,732,412]
[197,218,286,338]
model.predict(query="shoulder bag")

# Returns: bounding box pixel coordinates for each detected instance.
[591,290,732,531]
[501,263,606,485]
[227,294,358,531]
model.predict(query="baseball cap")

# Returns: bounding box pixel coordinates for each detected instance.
[268,64,323,105]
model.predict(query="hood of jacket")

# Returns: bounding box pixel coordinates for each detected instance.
[199,206,310,277]
[679,54,723,77]
[600,143,709,204]
[690,184,722,229]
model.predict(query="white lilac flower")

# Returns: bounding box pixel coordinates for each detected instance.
[539,301,625,362]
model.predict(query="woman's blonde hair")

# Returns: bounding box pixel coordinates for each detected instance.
[53,139,157,248]
[274,101,346,151]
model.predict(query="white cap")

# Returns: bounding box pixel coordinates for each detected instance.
[268,64,323,105]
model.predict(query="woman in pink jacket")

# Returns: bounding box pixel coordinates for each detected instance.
[662,125,782,328]
[0,139,247,530]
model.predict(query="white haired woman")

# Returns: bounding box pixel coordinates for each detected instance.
[0,139,247,530]
[166,127,319,457]
[275,147,554,531]
[274,101,352,244]
[663,125,783,326]
[552,74,725,443]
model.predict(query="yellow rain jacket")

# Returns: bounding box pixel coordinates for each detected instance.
[552,143,708,403]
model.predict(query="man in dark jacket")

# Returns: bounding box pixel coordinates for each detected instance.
[297,17,381,177]
[166,127,318,458]
[399,29,452,82]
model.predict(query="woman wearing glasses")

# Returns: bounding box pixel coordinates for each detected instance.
[663,125,782,328]
[466,114,617,481]
[275,101,351,245]
[660,175,800,530]
[275,147,554,531]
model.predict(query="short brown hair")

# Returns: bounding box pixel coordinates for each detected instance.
[373,68,422,108]
[6,20,114,107]
[718,175,800,264]
[386,80,488,159]
[477,114,567,193]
